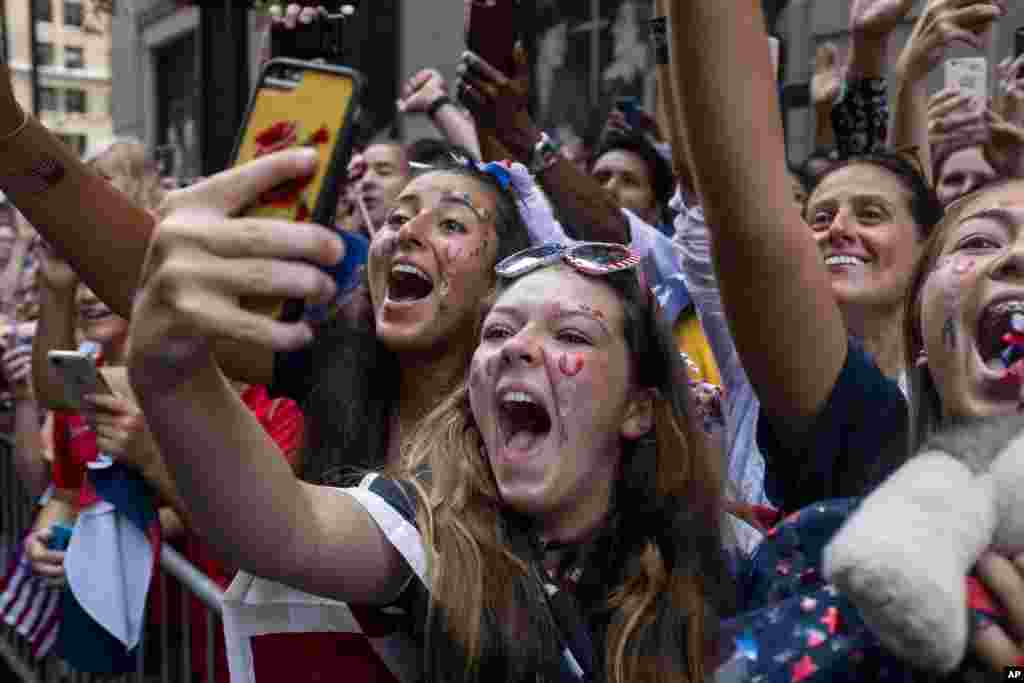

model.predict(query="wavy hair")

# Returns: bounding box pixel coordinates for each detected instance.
[84,138,165,213]
[394,266,735,682]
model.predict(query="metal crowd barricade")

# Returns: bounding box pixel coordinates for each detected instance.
[0,431,227,683]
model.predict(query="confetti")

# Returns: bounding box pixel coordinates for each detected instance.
[800,597,817,613]
[806,628,826,648]
[820,606,840,634]
[791,655,819,682]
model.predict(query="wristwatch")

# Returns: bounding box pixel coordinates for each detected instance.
[528,131,562,176]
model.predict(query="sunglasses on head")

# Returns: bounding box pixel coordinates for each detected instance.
[495,242,641,280]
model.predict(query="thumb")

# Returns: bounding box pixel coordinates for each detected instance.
[182,147,320,217]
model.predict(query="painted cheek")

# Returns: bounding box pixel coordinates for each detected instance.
[558,353,584,377]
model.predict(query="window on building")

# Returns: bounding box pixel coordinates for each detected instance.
[65,89,87,114]
[64,46,84,69]
[63,1,83,28]
[33,0,52,22]
[57,134,86,156]
[38,87,58,112]
[35,42,54,66]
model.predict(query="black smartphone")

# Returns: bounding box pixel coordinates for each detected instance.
[1016,27,1024,60]
[465,0,520,77]
[231,58,365,322]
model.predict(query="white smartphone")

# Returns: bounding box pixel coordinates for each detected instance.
[769,37,780,81]
[945,57,987,105]
[47,350,113,413]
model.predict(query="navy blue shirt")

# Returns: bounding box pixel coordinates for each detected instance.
[757,341,908,514]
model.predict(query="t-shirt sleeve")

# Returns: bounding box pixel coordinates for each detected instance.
[757,341,908,513]
[341,475,426,588]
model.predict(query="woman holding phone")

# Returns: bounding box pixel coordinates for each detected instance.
[127,193,736,681]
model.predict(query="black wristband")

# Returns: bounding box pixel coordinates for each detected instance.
[427,96,454,119]
[649,17,669,65]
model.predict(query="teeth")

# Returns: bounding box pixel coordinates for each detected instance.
[391,263,431,281]
[825,255,865,266]
[502,391,536,405]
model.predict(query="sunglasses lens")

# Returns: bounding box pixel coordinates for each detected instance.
[496,243,564,278]
[566,243,639,274]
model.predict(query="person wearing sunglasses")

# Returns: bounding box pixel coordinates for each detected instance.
[127,235,736,682]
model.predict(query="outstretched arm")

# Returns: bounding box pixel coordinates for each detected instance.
[667,0,847,424]
[128,149,409,604]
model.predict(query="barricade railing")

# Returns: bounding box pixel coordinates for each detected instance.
[0,430,228,683]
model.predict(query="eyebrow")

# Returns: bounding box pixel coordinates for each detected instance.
[439,191,488,221]
[487,305,612,337]
[960,208,1020,231]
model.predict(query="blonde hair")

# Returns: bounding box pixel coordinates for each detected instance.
[390,268,732,682]
[85,138,165,213]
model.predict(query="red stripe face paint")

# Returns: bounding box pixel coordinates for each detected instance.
[558,353,584,377]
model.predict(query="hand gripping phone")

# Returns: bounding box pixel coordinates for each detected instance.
[465,0,521,78]
[47,350,113,413]
[232,58,366,322]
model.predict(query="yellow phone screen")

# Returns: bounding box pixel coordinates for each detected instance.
[235,68,355,223]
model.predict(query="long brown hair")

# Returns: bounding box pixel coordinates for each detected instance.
[395,267,734,682]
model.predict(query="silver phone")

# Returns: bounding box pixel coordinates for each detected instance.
[47,350,112,413]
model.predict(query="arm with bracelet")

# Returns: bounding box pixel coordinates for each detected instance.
[456,46,630,244]
[397,67,482,161]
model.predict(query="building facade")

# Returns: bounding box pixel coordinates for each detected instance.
[5,0,114,157]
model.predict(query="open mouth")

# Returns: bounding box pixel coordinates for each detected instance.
[498,390,553,454]
[977,299,1024,371]
[387,263,435,303]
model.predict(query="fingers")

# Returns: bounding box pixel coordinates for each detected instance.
[815,42,838,71]
[973,621,1024,669]
[929,88,971,112]
[164,147,320,219]
[461,51,509,85]
[152,214,344,273]
[978,552,1024,642]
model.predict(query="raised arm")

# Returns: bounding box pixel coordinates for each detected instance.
[397,68,482,161]
[127,149,408,604]
[888,0,1004,185]
[666,0,848,423]
[456,47,630,244]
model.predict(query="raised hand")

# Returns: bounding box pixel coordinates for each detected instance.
[397,68,449,115]
[928,86,990,154]
[983,108,1024,179]
[811,43,843,107]
[1,321,35,399]
[850,0,916,36]
[455,44,537,162]
[128,148,342,395]
[995,54,1024,126]
[897,0,1006,82]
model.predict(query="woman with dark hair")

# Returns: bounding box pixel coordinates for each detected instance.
[665,0,952,516]
[127,227,736,681]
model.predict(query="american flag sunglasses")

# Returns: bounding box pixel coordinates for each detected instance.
[495,242,642,280]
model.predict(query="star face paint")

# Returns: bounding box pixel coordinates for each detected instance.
[469,267,638,540]
[558,353,584,377]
